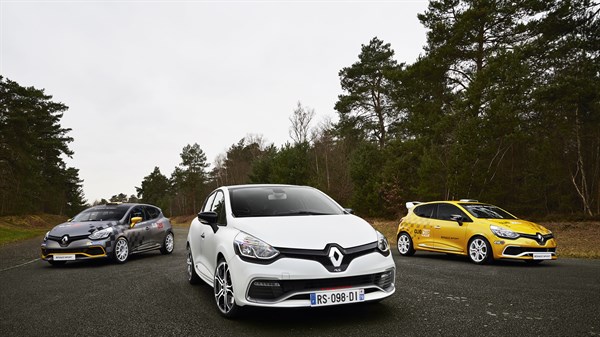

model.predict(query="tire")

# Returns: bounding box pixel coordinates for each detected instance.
[397,232,415,256]
[160,231,174,255]
[112,237,129,264]
[468,236,493,265]
[187,246,201,285]
[214,258,240,318]
[48,260,66,266]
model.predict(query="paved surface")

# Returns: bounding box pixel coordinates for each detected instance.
[1,227,599,337]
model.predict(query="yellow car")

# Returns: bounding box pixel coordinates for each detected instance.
[396,200,557,264]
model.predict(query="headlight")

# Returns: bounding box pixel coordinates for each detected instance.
[234,232,279,260]
[43,231,50,241]
[376,231,390,253]
[88,228,112,240]
[490,225,519,239]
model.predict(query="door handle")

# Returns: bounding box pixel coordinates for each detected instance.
[145,226,150,231]
[201,233,205,239]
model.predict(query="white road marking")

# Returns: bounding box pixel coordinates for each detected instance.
[0,258,41,272]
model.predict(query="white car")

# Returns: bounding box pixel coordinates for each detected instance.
[186,184,396,317]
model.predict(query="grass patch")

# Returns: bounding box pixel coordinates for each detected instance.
[369,218,600,259]
[0,214,68,245]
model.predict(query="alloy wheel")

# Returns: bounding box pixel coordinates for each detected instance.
[214,260,236,315]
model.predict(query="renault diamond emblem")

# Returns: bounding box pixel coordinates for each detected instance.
[328,247,343,267]
[61,235,69,245]
[537,233,544,243]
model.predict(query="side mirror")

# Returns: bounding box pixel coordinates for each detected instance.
[130,216,143,228]
[197,211,219,233]
[450,214,464,226]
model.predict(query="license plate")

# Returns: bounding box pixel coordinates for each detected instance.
[310,288,364,307]
[53,254,75,261]
[532,253,552,260]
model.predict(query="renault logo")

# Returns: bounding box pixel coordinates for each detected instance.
[328,247,344,267]
[61,235,69,245]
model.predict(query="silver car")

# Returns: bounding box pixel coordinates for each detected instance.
[41,203,174,265]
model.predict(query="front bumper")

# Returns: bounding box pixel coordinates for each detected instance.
[41,238,110,261]
[228,251,396,308]
[491,237,558,261]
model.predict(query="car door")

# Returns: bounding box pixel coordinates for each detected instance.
[432,203,469,253]
[126,205,153,251]
[143,205,164,245]
[411,204,436,249]
[195,192,217,279]
[199,190,227,280]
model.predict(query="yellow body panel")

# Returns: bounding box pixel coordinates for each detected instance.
[396,201,557,262]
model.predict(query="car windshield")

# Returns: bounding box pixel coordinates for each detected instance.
[72,207,129,221]
[460,204,517,219]
[229,186,344,217]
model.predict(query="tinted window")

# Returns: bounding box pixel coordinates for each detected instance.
[211,191,226,225]
[436,203,470,221]
[129,206,147,221]
[414,204,436,218]
[145,206,160,220]
[461,204,516,219]
[72,206,128,221]
[229,186,344,217]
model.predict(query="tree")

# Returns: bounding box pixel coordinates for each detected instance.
[136,166,170,213]
[289,101,315,144]
[0,76,84,215]
[177,143,209,213]
[335,37,401,148]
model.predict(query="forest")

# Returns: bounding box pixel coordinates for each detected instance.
[1,0,598,219]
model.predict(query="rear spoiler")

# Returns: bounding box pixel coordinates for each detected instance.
[405,201,421,210]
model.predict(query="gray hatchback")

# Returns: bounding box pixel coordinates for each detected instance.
[41,203,174,265]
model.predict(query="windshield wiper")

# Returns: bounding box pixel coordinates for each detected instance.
[275,211,332,216]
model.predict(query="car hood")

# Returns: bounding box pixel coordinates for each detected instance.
[49,221,118,237]
[232,214,378,249]
[488,219,551,235]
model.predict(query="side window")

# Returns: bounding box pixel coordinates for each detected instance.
[129,206,146,222]
[202,193,216,213]
[436,203,470,222]
[145,206,160,220]
[414,204,436,218]
[211,191,227,225]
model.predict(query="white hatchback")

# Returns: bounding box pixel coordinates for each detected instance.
[186,184,396,317]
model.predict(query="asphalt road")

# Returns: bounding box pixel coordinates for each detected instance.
[1,227,599,337]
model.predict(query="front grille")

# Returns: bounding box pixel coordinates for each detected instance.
[518,233,554,245]
[42,246,106,258]
[503,246,556,256]
[247,269,395,302]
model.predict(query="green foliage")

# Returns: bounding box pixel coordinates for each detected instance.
[0,76,87,216]
[136,167,170,214]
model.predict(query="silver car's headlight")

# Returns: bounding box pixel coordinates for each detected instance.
[234,232,279,260]
[89,228,112,240]
[490,225,519,239]
[376,231,390,254]
[43,231,50,241]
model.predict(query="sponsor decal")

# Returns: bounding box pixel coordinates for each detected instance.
[156,222,164,229]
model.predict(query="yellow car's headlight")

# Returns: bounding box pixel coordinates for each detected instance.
[490,225,519,239]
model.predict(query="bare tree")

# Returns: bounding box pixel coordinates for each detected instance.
[289,101,315,144]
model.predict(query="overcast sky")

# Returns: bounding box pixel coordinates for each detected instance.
[2,0,429,203]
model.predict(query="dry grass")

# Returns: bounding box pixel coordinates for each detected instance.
[0,214,68,245]
[2,214,597,258]
[368,218,600,259]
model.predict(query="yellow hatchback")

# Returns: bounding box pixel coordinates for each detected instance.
[396,200,557,264]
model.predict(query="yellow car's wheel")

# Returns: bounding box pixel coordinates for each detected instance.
[397,232,415,256]
[468,236,492,265]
